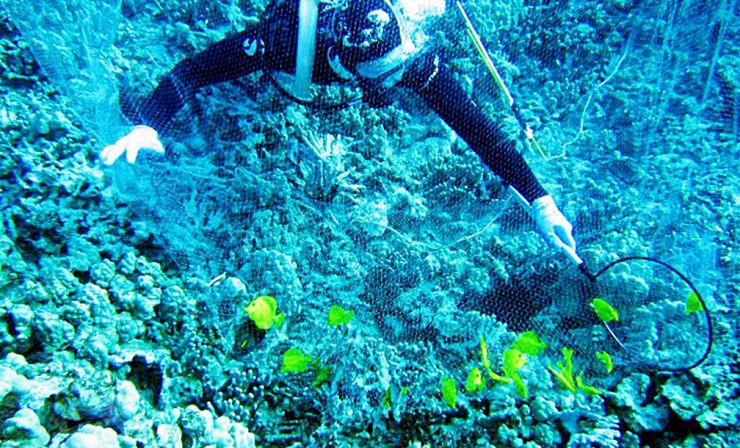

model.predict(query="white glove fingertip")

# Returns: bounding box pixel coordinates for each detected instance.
[100,146,113,165]
[126,145,140,164]
[101,143,123,165]
[555,226,576,250]
[150,139,165,154]
[546,231,562,250]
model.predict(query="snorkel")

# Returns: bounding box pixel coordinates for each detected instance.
[396,0,446,22]
[294,0,319,101]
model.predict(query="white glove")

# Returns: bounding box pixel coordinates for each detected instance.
[530,195,580,263]
[100,125,164,165]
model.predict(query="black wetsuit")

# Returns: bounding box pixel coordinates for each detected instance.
[133,0,548,203]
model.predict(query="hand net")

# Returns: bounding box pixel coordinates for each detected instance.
[3,0,734,444]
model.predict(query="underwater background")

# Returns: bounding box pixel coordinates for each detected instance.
[0,0,738,446]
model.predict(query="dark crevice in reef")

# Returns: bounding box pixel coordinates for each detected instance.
[460,269,561,332]
[126,355,165,408]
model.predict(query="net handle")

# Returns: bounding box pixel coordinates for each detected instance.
[455,0,551,160]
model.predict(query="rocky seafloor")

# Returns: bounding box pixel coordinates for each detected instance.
[0,0,738,447]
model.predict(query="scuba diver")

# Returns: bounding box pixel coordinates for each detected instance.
[101,0,578,258]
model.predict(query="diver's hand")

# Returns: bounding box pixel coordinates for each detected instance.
[100,125,164,165]
[531,195,579,263]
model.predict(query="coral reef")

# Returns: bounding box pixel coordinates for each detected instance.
[0,0,737,446]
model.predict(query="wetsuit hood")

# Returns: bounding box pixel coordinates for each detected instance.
[333,0,402,66]
[329,0,446,83]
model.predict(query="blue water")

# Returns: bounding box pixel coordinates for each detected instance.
[0,0,737,446]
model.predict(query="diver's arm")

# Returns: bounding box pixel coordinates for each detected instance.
[399,54,547,203]
[102,4,302,166]
[133,28,266,132]
[101,27,269,166]
[132,0,306,132]
[400,54,577,257]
